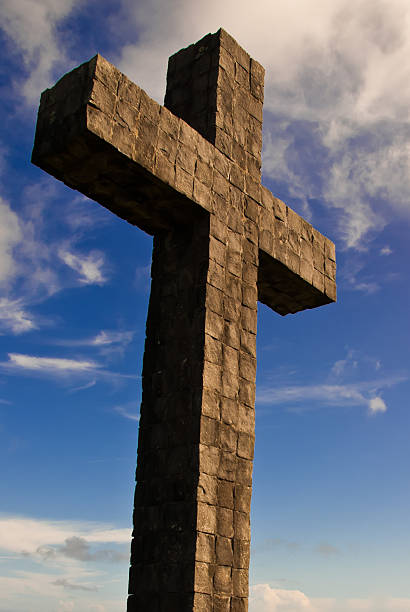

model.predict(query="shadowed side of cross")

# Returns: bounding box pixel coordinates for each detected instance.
[32,28,336,612]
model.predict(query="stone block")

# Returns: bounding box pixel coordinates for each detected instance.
[233,569,249,597]
[214,565,232,594]
[202,388,221,421]
[214,594,231,612]
[216,536,234,565]
[208,259,226,291]
[218,480,235,510]
[197,502,217,535]
[234,485,252,514]
[234,512,250,541]
[220,423,238,453]
[240,377,256,407]
[204,334,223,365]
[196,531,216,563]
[227,248,242,277]
[231,597,247,612]
[237,433,254,460]
[239,353,256,382]
[194,561,213,594]
[224,295,241,322]
[233,539,250,569]
[219,450,237,482]
[221,370,239,400]
[221,398,239,427]
[199,444,220,477]
[240,330,256,358]
[205,310,224,341]
[200,416,219,447]
[235,457,253,485]
[203,361,222,392]
[193,593,212,612]
[224,320,241,350]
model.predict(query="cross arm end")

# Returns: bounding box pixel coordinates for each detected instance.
[31,55,212,234]
[257,186,336,316]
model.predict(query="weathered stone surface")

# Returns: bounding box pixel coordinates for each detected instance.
[32,26,336,612]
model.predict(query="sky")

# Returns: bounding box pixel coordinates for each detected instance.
[1,0,410,610]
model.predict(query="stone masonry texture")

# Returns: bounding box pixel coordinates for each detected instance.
[32,28,336,612]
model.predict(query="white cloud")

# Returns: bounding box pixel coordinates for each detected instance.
[113,402,140,422]
[249,584,410,611]
[91,331,133,347]
[0,186,112,335]
[0,298,37,334]
[368,396,387,415]
[250,584,312,611]
[1,0,80,105]
[0,515,130,557]
[54,330,134,352]
[0,198,22,285]
[256,376,405,415]
[0,354,138,394]
[330,350,357,378]
[59,250,107,285]
[380,246,393,255]
[0,352,136,386]
[6,353,98,373]
[258,349,406,415]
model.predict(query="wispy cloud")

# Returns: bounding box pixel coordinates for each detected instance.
[6,353,99,373]
[59,250,107,285]
[0,185,114,335]
[0,353,136,383]
[51,577,99,592]
[54,330,134,357]
[315,542,340,556]
[113,402,140,422]
[257,349,406,415]
[0,297,37,334]
[92,331,133,346]
[0,198,22,286]
[68,380,97,393]
[256,378,404,415]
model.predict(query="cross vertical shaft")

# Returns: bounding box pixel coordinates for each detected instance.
[130,31,264,610]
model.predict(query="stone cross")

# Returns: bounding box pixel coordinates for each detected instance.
[32,28,336,612]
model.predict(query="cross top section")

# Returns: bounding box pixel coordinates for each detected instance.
[165,29,264,185]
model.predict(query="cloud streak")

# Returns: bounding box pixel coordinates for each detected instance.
[256,377,405,415]
[59,250,107,285]
[0,353,136,383]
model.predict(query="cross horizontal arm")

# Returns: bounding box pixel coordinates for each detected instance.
[32,53,336,316]
[32,54,235,234]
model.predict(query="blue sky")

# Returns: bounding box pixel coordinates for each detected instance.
[1,1,410,611]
